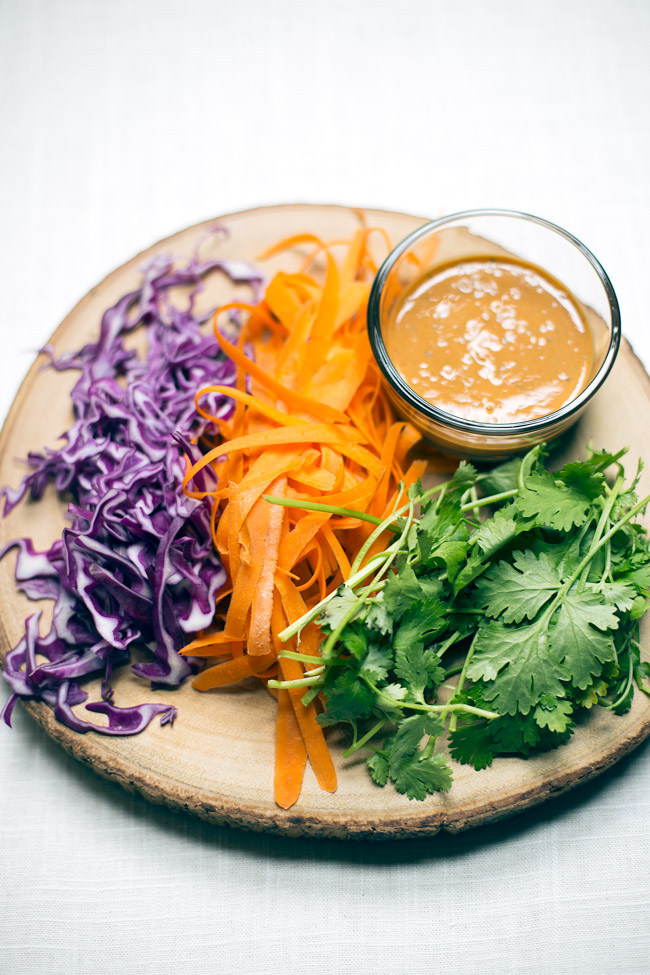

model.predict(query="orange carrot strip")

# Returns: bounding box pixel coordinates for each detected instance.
[214,300,278,332]
[224,496,269,638]
[248,477,287,655]
[196,386,308,428]
[294,545,323,592]
[181,630,242,651]
[212,327,349,425]
[227,488,242,586]
[339,229,366,286]
[192,651,277,690]
[395,423,423,469]
[278,511,330,572]
[321,523,351,580]
[370,421,406,517]
[276,302,317,385]
[274,688,308,809]
[288,466,337,492]
[299,253,339,380]
[278,657,337,794]
[264,273,304,324]
[184,424,365,497]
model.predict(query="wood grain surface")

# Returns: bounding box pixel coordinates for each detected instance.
[1,203,649,840]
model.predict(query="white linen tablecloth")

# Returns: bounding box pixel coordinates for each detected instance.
[2,1,650,972]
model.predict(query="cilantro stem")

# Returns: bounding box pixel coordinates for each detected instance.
[364,677,497,720]
[459,488,518,511]
[437,630,464,656]
[518,444,542,491]
[348,487,406,578]
[421,736,437,760]
[301,685,322,707]
[268,675,323,690]
[320,597,363,661]
[278,553,386,642]
[440,638,477,732]
[578,474,624,588]
[342,719,387,758]
[566,491,650,593]
[279,649,324,664]
[354,495,416,588]
[602,650,635,711]
[262,495,395,531]
[443,664,463,678]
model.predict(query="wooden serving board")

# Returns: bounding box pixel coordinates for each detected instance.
[1,204,649,841]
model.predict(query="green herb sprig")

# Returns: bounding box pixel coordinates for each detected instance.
[265,444,650,800]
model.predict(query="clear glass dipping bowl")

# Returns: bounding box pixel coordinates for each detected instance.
[367,209,621,460]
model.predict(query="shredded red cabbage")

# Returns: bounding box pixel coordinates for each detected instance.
[1,248,263,735]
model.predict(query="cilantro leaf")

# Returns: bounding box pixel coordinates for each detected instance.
[549,591,617,690]
[317,671,373,725]
[557,461,605,501]
[391,752,453,800]
[319,585,361,631]
[622,566,650,594]
[474,550,561,624]
[367,751,389,786]
[448,460,479,493]
[533,695,574,732]
[393,598,448,655]
[591,581,636,612]
[375,682,409,717]
[387,713,444,770]
[515,469,592,532]
[419,495,463,545]
[365,596,393,636]
[467,619,569,715]
[359,644,393,683]
[394,643,444,703]
[339,623,368,659]
[448,720,497,770]
[427,536,471,582]
[449,705,574,769]
[382,565,423,621]
[479,457,522,497]
[473,506,519,558]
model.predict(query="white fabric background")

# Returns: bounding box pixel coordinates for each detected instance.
[1,1,650,972]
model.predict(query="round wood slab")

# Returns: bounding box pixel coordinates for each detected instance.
[1,203,649,840]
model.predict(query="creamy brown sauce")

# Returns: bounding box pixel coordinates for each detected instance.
[385,257,594,423]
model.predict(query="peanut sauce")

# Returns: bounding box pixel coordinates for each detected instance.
[385,257,593,424]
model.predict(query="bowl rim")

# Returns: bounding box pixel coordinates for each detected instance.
[367,208,622,437]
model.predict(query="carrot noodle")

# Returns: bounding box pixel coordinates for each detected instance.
[182,229,447,809]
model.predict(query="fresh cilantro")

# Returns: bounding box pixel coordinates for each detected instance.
[478,456,522,497]
[467,618,569,715]
[271,443,650,802]
[382,564,424,620]
[391,752,453,800]
[515,469,592,531]
[548,591,618,689]
[359,644,393,683]
[394,643,444,704]
[474,550,561,624]
[367,751,389,786]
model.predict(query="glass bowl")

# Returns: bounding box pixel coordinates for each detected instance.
[367,209,621,460]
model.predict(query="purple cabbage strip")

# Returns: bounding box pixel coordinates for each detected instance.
[0,250,263,735]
